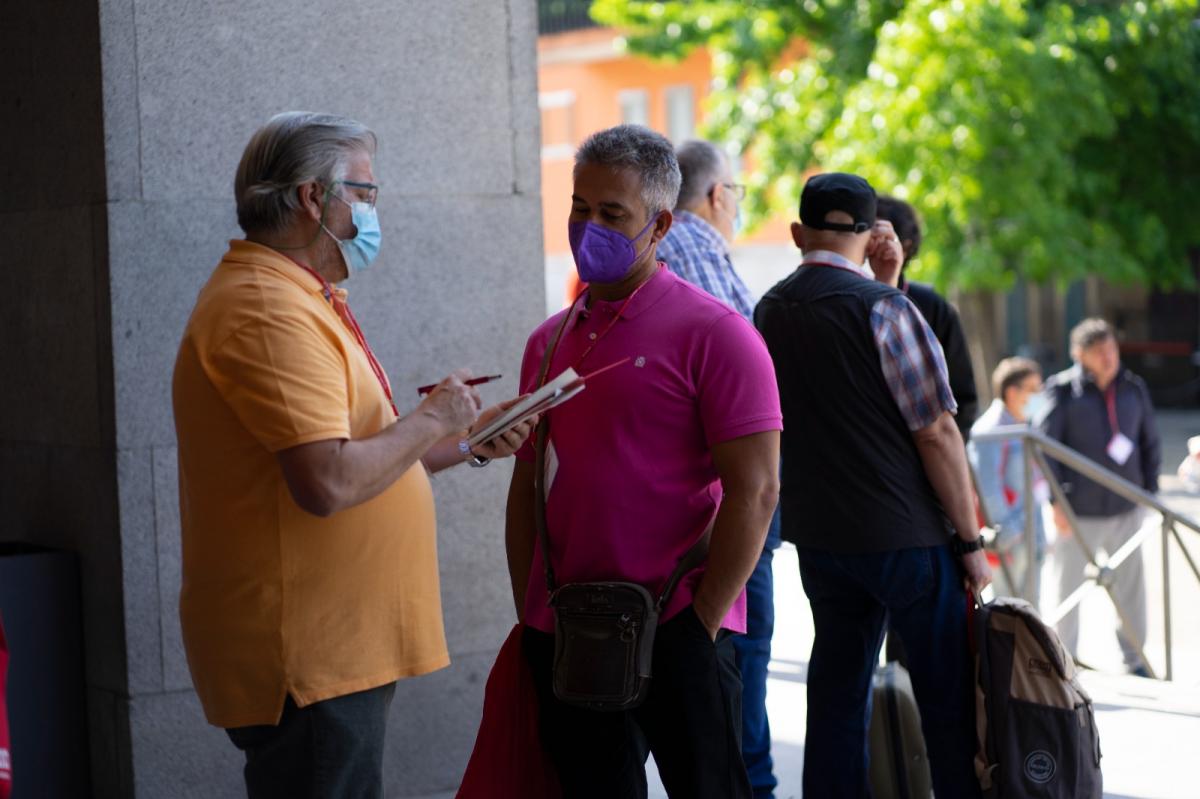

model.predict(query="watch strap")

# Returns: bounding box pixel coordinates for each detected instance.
[952,535,985,555]
[458,438,490,467]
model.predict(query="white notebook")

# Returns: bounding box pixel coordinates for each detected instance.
[467,357,629,446]
[467,368,584,446]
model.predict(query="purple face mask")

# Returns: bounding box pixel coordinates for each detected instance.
[568,215,658,284]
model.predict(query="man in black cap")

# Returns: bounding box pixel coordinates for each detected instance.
[876,195,979,439]
[755,173,991,798]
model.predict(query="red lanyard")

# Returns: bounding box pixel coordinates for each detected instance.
[1104,383,1120,437]
[540,267,657,387]
[288,259,399,418]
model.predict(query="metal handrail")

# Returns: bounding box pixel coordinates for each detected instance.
[969,425,1200,681]
[973,427,1200,533]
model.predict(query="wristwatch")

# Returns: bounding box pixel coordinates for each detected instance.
[458,438,490,468]
[951,535,985,556]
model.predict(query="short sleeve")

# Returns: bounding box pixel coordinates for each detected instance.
[870,295,957,431]
[694,313,783,447]
[207,311,351,452]
[513,329,550,463]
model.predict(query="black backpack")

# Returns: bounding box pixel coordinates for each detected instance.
[973,596,1102,797]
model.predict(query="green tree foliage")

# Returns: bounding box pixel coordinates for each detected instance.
[591,0,1200,289]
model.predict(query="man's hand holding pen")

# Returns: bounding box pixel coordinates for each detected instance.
[414,370,536,463]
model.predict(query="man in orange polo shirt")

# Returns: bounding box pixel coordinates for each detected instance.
[172,112,533,798]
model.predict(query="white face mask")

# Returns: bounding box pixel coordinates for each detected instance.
[1023,392,1049,421]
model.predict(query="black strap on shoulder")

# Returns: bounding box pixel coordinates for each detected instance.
[531,303,713,605]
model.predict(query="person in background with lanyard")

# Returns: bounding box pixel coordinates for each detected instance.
[172,112,534,798]
[1038,318,1161,676]
[969,357,1049,605]
[505,124,781,798]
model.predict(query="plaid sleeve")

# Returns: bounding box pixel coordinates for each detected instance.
[660,223,756,321]
[659,229,719,299]
[870,294,958,431]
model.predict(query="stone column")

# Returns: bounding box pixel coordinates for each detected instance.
[3,1,543,795]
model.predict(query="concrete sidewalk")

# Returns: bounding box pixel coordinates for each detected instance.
[429,409,1200,798]
[646,409,1200,798]
[648,545,1200,799]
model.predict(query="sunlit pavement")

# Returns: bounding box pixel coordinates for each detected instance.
[539,256,1200,797]
[648,410,1200,798]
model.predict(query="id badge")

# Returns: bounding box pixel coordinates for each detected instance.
[1107,433,1135,466]
[1033,478,1051,506]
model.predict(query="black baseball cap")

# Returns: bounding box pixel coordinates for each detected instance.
[800,172,877,233]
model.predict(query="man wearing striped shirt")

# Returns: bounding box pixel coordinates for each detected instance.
[657,140,778,799]
[755,172,991,798]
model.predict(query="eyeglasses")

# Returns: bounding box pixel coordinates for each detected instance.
[714,182,746,201]
[337,180,379,208]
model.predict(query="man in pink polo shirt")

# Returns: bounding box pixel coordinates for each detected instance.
[505,125,782,798]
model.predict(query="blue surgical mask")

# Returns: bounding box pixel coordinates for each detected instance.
[324,196,381,273]
[1023,392,1048,422]
[732,204,743,238]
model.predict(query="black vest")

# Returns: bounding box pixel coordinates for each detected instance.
[755,266,949,552]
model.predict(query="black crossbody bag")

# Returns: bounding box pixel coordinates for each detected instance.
[531,311,711,712]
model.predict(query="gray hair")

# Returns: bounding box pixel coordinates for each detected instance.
[675,140,728,210]
[235,112,377,234]
[575,125,681,218]
[1070,318,1116,354]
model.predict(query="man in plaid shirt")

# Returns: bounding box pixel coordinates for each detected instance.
[658,139,778,798]
[755,173,991,798]
[657,141,755,318]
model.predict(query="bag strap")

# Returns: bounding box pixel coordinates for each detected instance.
[531,304,714,606]
[970,591,1002,785]
[533,308,575,594]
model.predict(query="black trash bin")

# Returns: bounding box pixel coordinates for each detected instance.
[0,544,91,798]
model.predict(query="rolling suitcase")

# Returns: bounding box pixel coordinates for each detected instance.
[868,660,933,799]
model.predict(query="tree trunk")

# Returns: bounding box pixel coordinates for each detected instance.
[953,289,1003,407]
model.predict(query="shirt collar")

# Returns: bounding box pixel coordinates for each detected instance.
[991,398,1019,425]
[579,263,675,322]
[221,239,349,301]
[1069,362,1127,391]
[801,249,874,279]
[674,210,730,256]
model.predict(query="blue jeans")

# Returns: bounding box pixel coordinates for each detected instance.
[798,544,980,799]
[732,505,780,798]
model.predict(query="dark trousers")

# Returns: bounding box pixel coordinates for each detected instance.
[225,682,396,799]
[732,506,780,798]
[524,605,752,799]
[798,544,980,799]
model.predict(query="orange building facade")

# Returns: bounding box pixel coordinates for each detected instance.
[534,20,1199,404]
[537,26,793,257]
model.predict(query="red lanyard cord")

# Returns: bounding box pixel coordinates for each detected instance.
[1104,383,1120,437]
[540,267,656,388]
[289,258,399,418]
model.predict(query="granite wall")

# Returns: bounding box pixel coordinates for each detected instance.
[1,1,544,795]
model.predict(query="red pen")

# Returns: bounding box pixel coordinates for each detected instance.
[416,374,502,396]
